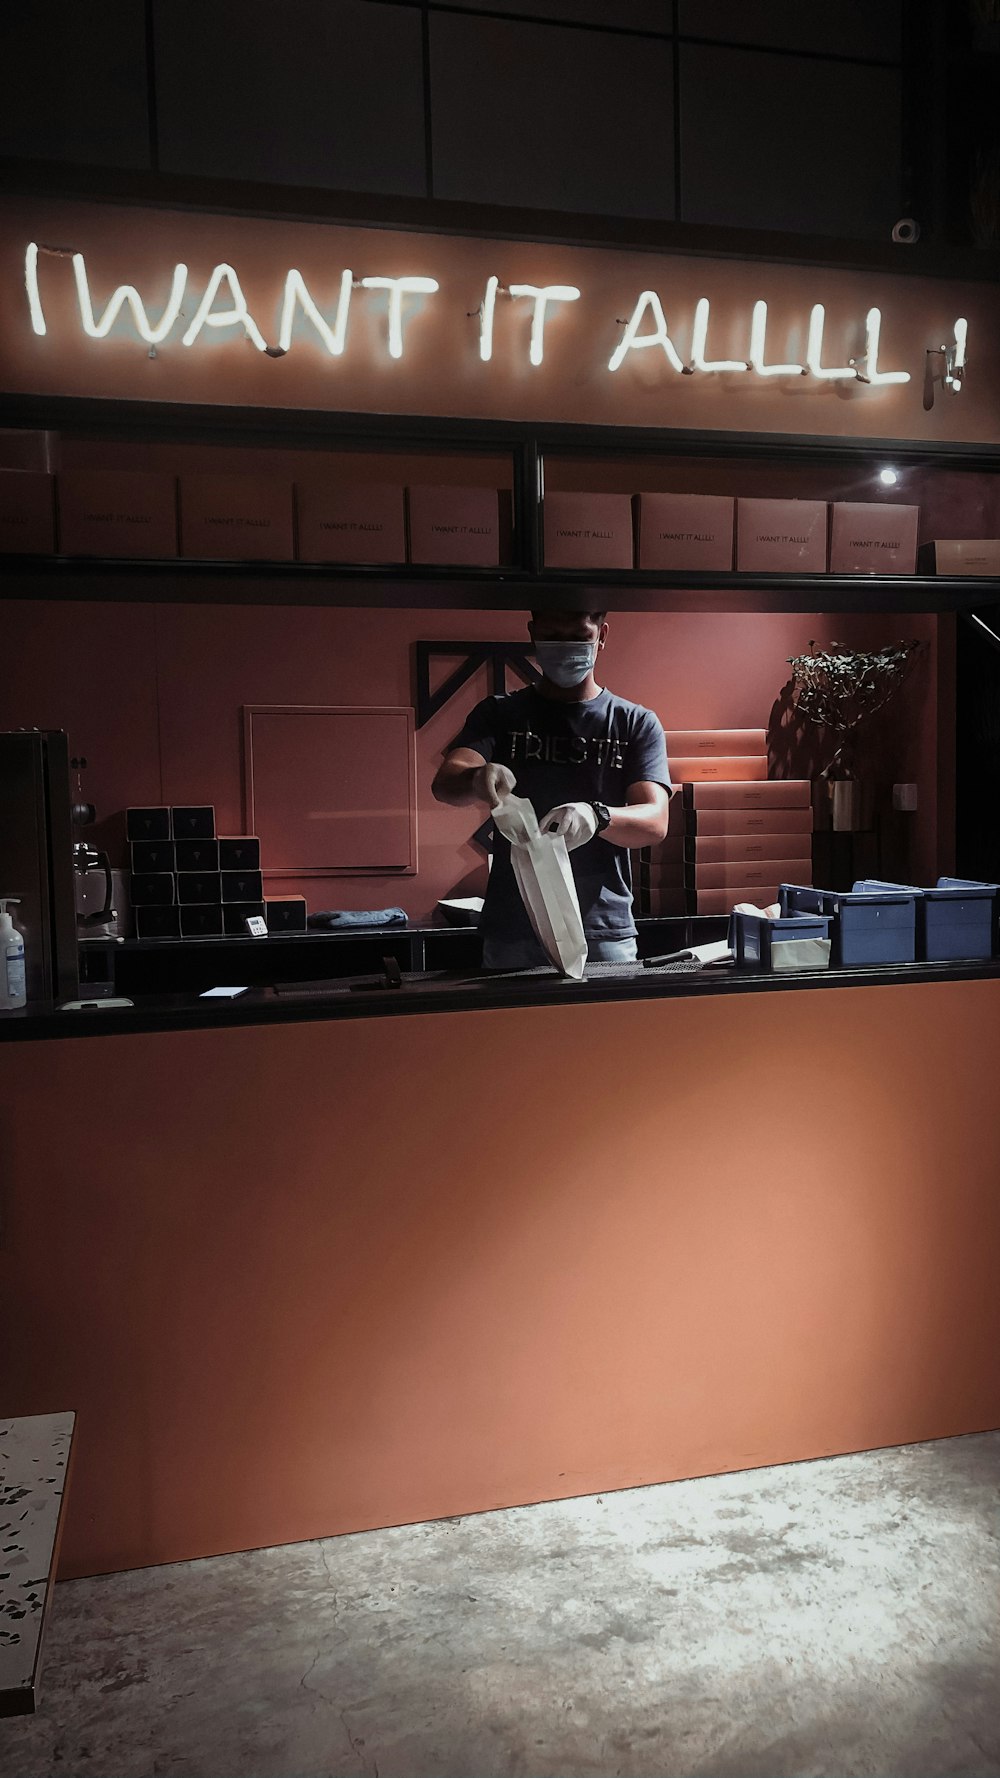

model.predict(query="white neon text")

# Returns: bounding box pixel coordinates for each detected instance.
[859,307,910,386]
[277,268,353,356]
[749,301,803,377]
[690,298,748,374]
[947,317,967,392]
[507,284,581,365]
[479,275,500,363]
[608,290,685,373]
[21,243,945,399]
[359,275,439,359]
[181,263,268,351]
[24,243,46,336]
[805,305,857,381]
[72,254,189,344]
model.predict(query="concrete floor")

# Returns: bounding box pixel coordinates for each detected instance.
[1,1433,998,1778]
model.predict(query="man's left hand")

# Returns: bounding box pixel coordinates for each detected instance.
[540,801,600,850]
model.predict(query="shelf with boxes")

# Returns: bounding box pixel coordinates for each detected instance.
[539,489,1000,584]
[0,468,512,570]
[3,411,1000,613]
[533,434,1000,609]
[126,805,306,939]
[640,730,814,919]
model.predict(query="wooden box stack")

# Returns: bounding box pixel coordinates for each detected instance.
[640,731,814,917]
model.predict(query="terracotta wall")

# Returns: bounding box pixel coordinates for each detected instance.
[3,598,942,918]
[5,980,1000,1577]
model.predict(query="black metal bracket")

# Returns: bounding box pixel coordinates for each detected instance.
[414,640,541,729]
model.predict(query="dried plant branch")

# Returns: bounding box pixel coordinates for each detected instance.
[787,639,924,776]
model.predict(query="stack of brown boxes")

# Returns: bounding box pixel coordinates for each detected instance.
[640,732,813,918]
[127,807,271,938]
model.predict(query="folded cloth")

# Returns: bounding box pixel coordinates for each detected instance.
[307,908,408,929]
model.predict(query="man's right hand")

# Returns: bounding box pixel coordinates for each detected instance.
[474,762,517,807]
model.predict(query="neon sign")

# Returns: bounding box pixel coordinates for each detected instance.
[22,243,968,394]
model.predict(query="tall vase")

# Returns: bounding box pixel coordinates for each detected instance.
[813,765,878,890]
[829,778,875,832]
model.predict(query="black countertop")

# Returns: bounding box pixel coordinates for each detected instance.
[5,955,1000,1042]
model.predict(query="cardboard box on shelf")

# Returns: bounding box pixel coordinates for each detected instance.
[130,840,176,873]
[642,833,685,866]
[135,905,181,940]
[0,470,56,553]
[265,896,308,933]
[180,475,294,560]
[179,905,224,938]
[222,870,265,904]
[643,887,687,918]
[297,482,406,564]
[542,492,633,569]
[174,839,220,873]
[634,493,734,572]
[684,835,813,867]
[127,807,171,844]
[223,902,267,936]
[218,837,261,871]
[407,486,499,566]
[171,806,216,840]
[919,540,1000,576]
[58,470,177,557]
[670,756,768,783]
[684,780,812,810]
[686,859,813,892]
[177,872,223,905]
[737,498,827,573]
[829,502,919,575]
[129,873,176,907]
[642,861,686,889]
[665,728,766,757]
[686,805,814,837]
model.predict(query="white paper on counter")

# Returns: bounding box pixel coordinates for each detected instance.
[689,940,732,963]
[771,938,832,971]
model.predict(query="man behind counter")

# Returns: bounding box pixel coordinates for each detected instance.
[432,609,672,969]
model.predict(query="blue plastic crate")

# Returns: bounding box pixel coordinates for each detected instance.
[780,883,917,966]
[730,908,830,969]
[856,877,997,962]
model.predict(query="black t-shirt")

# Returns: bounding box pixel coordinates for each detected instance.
[448,684,672,941]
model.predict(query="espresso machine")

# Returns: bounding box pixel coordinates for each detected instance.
[71,755,122,939]
[69,756,136,1000]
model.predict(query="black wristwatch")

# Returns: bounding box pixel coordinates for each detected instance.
[590,799,612,834]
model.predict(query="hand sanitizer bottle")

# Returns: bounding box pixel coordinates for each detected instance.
[0,899,26,1010]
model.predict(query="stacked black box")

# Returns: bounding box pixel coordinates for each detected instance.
[127,808,306,937]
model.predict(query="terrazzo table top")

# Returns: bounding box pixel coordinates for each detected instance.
[0,1413,75,1716]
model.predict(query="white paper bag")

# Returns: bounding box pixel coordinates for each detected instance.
[492,794,587,978]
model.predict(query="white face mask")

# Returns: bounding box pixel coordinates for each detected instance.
[534,640,598,688]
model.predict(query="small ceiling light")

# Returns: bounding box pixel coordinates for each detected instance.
[879,468,899,486]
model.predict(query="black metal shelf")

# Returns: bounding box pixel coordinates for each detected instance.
[5,553,999,614]
[7,393,1000,468]
[5,397,1000,613]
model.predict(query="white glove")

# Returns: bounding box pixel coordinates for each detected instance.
[540,801,600,851]
[475,762,517,807]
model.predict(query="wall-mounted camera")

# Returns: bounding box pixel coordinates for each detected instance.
[892,218,921,245]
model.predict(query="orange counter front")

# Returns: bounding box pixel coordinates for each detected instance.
[4,978,1000,1578]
